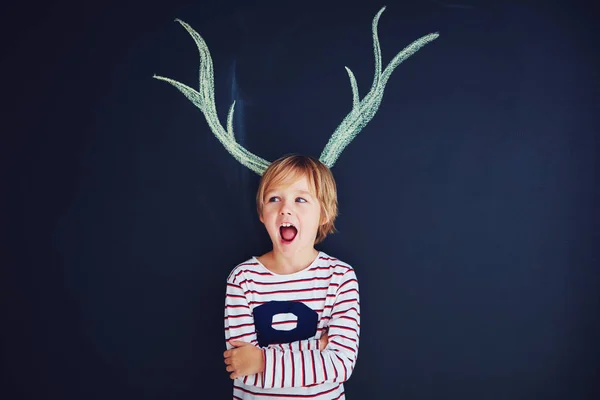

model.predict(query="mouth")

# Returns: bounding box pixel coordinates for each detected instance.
[279,222,298,243]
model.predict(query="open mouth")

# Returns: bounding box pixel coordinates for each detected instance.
[279,223,298,243]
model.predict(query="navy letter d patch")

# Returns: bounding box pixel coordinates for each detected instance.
[253,301,318,347]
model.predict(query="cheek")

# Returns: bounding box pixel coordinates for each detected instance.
[303,208,321,227]
[260,209,273,224]
[263,210,280,225]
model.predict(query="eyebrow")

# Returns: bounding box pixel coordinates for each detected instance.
[265,189,314,197]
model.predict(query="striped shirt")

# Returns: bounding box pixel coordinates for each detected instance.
[224,252,360,399]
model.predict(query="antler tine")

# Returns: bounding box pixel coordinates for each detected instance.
[319,7,439,168]
[153,19,270,175]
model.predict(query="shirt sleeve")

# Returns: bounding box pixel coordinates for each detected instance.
[224,276,321,387]
[261,269,361,389]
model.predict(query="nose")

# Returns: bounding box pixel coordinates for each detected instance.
[279,201,293,215]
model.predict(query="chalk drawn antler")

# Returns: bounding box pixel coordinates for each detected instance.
[153,19,270,175]
[153,6,439,175]
[319,7,439,167]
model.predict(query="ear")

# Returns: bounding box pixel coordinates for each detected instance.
[320,209,329,226]
[259,213,264,224]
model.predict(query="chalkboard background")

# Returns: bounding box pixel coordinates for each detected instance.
[3,0,599,399]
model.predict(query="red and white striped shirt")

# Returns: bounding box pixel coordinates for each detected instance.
[224,252,360,399]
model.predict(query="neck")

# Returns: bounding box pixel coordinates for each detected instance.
[262,247,319,275]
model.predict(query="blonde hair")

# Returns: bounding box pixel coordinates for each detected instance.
[256,154,338,244]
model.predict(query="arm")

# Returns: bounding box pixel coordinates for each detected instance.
[260,269,360,389]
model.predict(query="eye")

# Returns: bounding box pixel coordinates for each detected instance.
[268,196,280,203]
[296,197,307,203]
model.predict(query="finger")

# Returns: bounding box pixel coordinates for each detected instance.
[225,348,238,358]
[224,358,232,365]
[230,372,237,380]
[229,340,251,347]
[226,365,234,372]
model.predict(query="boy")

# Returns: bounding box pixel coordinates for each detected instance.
[223,154,360,399]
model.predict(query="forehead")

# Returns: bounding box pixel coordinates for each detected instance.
[265,169,316,194]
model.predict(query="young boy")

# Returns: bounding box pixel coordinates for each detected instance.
[223,154,360,399]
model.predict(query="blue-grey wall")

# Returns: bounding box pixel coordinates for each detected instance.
[4,1,598,399]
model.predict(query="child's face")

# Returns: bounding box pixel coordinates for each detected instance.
[260,174,322,254]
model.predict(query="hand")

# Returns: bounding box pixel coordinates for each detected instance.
[319,331,329,351]
[224,341,264,379]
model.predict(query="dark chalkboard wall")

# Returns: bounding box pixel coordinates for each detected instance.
[4,0,599,399]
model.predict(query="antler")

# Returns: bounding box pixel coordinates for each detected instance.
[318,6,439,168]
[154,8,439,174]
[153,19,270,175]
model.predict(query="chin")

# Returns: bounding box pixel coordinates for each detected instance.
[272,235,298,249]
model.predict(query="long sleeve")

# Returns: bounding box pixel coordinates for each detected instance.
[224,280,263,387]
[261,269,360,389]
[224,281,258,346]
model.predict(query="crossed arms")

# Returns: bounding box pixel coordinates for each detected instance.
[223,269,360,389]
